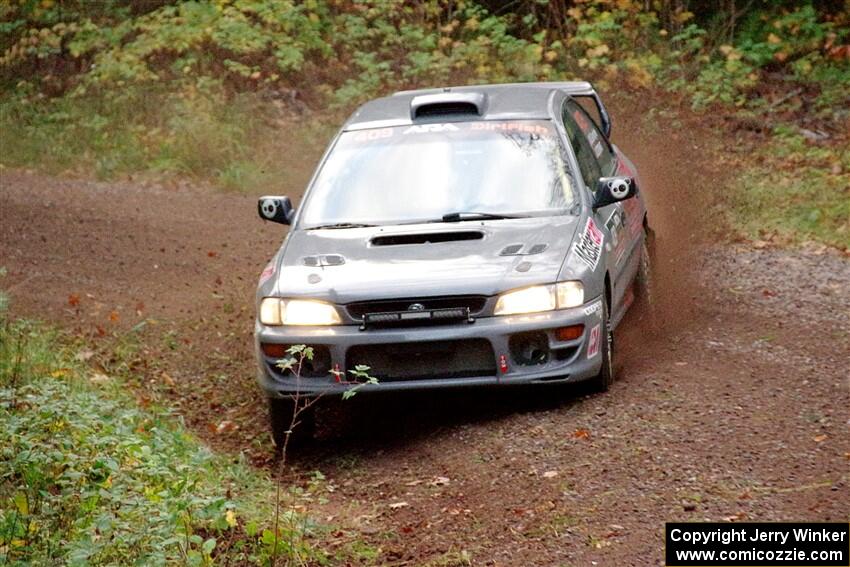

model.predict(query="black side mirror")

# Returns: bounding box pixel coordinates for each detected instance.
[593,176,636,209]
[258,196,295,225]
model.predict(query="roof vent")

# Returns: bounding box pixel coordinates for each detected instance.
[410,92,486,120]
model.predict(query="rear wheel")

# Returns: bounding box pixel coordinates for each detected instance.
[588,298,614,392]
[268,397,314,450]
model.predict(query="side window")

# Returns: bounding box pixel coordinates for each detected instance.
[564,100,616,177]
[562,104,601,190]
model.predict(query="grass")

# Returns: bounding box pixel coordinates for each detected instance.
[0,85,331,194]
[0,310,332,565]
[726,127,850,251]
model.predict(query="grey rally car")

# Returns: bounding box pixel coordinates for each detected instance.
[255,81,654,443]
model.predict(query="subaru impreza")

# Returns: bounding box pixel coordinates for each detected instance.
[255,82,654,444]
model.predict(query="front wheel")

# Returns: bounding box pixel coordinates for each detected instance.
[268,397,314,450]
[635,229,658,329]
[587,299,614,392]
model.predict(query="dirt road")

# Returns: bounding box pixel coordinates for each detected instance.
[2,99,848,566]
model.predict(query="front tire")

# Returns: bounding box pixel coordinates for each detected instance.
[588,299,614,392]
[268,397,314,450]
[635,229,658,329]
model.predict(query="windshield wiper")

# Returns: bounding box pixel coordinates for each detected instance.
[439,212,529,222]
[305,222,377,230]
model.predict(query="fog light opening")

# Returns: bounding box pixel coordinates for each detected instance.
[509,332,550,366]
[300,346,332,378]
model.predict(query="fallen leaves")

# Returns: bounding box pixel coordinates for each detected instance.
[405,476,451,487]
[573,428,590,440]
[388,501,409,510]
[160,371,176,387]
[68,293,80,307]
[89,372,110,383]
[214,420,237,434]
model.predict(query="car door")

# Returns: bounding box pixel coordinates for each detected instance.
[561,100,634,323]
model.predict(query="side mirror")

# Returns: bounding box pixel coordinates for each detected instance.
[258,196,295,225]
[593,176,636,209]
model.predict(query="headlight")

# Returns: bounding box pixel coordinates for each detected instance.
[494,282,584,315]
[259,297,283,325]
[259,298,342,326]
[555,281,584,308]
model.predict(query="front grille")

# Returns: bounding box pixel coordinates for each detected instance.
[362,307,472,329]
[346,295,487,320]
[346,339,496,382]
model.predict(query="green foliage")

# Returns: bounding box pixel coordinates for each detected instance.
[679,4,850,111]
[0,0,550,105]
[2,0,847,113]
[0,314,330,565]
[331,1,549,105]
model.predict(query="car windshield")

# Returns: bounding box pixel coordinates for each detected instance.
[298,120,578,228]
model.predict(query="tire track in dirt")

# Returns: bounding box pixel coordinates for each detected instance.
[1,97,847,566]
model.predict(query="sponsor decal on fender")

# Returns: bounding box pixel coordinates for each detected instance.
[573,217,604,270]
[583,300,603,318]
[587,324,601,358]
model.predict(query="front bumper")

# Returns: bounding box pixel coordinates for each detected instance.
[255,296,605,397]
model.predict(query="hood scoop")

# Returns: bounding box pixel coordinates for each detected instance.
[499,243,549,256]
[371,231,484,247]
[302,254,346,267]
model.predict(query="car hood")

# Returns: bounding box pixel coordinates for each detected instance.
[273,217,580,303]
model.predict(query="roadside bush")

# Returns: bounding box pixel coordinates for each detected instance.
[0,312,330,565]
[0,0,550,105]
[3,1,846,114]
